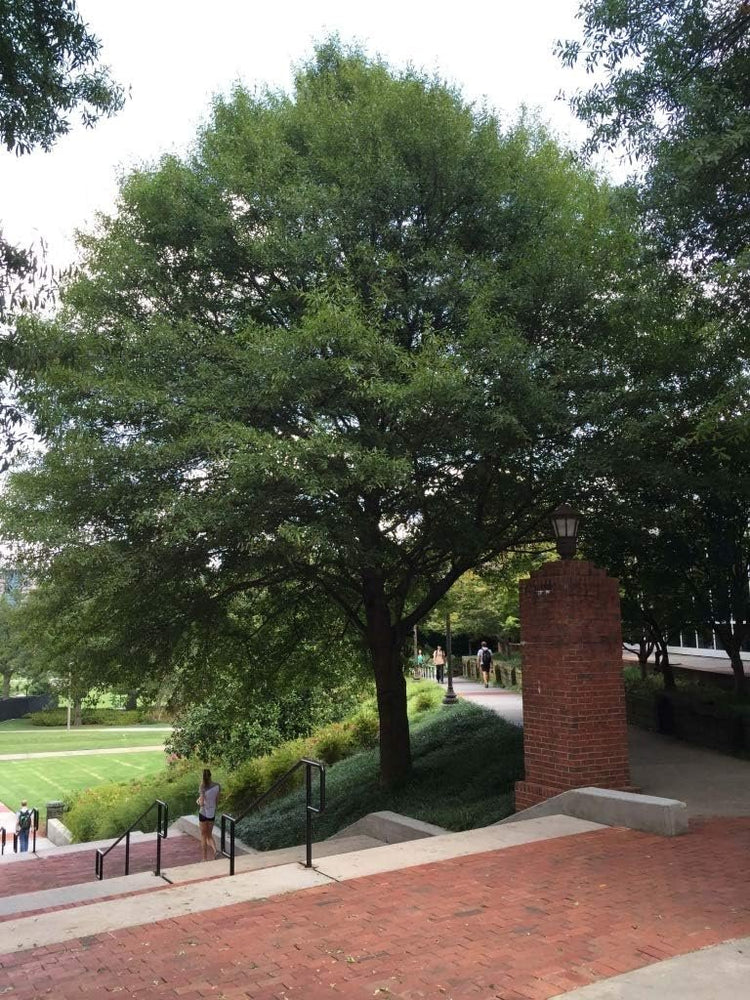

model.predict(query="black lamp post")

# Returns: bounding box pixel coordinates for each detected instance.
[551,504,582,560]
[443,611,457,706]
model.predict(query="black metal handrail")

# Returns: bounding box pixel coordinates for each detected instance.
[218,757,325,876]
[95,800,168,880]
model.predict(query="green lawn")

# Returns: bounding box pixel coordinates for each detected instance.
[0,720,171,755]
[0,751,168,812]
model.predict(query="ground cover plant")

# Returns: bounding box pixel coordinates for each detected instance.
[0,719,171,755]
[236,701,524,850]
[0,750,167,813]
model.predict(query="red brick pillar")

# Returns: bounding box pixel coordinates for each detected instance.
[515,560,631,810]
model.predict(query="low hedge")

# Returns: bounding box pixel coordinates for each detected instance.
[624,673,750,756]
[27,708,154,727]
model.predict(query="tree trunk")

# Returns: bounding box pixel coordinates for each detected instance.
[73,697,83,727]
[363,572,412,789]
[1,669,10,699]
[654,639,675,689]
[637,636,653,681]
[660,647,676,690]
[372,643,411,789]
[727,648,747,697]
[125,690,138,710]
[714,625,747,697]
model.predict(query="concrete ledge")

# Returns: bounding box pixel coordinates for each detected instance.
[498,786,688,836]
[330,810,446,844]
[46,817,74,847]
[170,814,256,855]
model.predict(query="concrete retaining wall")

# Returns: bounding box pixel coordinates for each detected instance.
[330,810,446,844]
[499,786,688,836]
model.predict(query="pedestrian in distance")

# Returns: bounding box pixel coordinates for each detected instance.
[416,648,425,677]
[477,641,493,688]
[433,645,446,684]
[15,799,34,853]
[197,768,221,861]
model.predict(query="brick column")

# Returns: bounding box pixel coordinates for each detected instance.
[515,560,630,810]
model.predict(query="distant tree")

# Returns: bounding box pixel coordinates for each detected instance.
[424,551,547,651]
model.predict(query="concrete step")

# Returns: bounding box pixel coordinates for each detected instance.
[0,870,166,920]
[0,813,604,955]
[0,834,386,922]
[0,833,202,899]
[162,834,386,884]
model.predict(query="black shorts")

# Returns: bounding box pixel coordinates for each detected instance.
[198,813,215,824]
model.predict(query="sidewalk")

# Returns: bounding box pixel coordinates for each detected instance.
[446,674,750,819]
[443,673,524,726]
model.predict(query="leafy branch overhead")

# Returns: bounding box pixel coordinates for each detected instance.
[0,0,125,156]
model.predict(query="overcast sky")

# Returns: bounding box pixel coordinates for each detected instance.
[1,1,611,269]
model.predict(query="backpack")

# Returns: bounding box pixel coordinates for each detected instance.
[18,809,32,832]
[481,647,492,667]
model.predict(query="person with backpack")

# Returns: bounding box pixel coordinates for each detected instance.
[15,799,35,853]
[477,641,493,688]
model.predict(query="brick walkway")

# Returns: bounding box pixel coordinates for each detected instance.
[0,834,202,900]
[1,818,749,999]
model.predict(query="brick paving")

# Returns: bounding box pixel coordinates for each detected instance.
[1,818,749,999]
[0,834,202,900]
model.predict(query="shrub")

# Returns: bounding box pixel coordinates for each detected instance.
[407,682,443,715]
[27,708,149,727]
[624,667,750,756]
[166,681,366,766]
[64,764,212,841]
[347,705,379,749]
[309,722,355,765]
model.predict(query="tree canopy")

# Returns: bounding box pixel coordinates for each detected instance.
[559,0,750,266]
[561,2,750,694]
[2,41,654,786]
[1,0,124,457]
[0,0,124,155]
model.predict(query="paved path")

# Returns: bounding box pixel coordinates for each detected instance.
[446,674,750,818]
[628,727,750,818]
[444,674,524,726]
[0,745,165,761]
[0,817,748,999]
[623,649,749,677]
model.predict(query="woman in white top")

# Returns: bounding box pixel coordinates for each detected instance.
[197,767,221,861]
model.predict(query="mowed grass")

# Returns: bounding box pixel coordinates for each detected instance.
[0,720,171,755]
[0,751,168,812]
